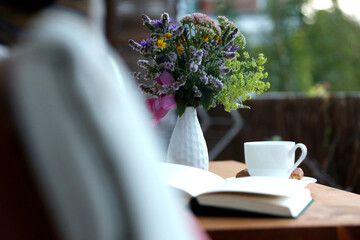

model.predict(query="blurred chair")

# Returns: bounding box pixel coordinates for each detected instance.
[0,1,206,239]
[198,107,243,161]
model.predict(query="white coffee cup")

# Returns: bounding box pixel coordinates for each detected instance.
[244,141,307,178]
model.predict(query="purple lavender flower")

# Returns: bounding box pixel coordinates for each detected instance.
[202,49,209,60]
[129,39,143,53]
[141,14,151,25]
[139,84,149,93]
[150,33,162,41]
[189,50,204,66]
[224,52,236,60]
[137,60,150,69]
[223,42,232,51]
[214,79,224,89]
[197,65,205,73]
[208,38,220,48]
[202,42,210,51]
[192,86,202,97]
[141,38,153,47]
[169,24,178,29]
[161,12,170,25]
[178,75,187,84]
[168,52,177,62]
[207,75,223,89]
[227,28,239,43]
[131,72,142,80]
[139,83,157,95]
[219,67,230,74]
[172,26,184,37]
[164,62,175,71]
[230,45,239,53]
[156,55,167,64]
[152,19,163,27]
[189,62,199,72]
[194,49,204,60]
[200,75,209,84]
[142,47,153,56]
[160,79,187,95]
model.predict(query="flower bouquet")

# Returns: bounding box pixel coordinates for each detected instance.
[129,12,270,125]
[129,12,270,169]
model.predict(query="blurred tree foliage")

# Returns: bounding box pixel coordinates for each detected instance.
[260,0,360,92]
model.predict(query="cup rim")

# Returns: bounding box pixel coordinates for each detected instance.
[244,141,295,145]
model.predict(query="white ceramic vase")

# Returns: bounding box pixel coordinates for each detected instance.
[167,107,209,170]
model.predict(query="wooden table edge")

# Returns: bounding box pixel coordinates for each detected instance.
[199,160,360,239]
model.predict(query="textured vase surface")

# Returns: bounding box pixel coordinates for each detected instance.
[167,107,209,170]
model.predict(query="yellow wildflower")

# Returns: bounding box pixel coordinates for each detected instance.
[156,38,166,50]
[176,46,184,54]
[164,32,172,39]
[157,41,166,50]
[214,35,220,40]
[202,35,209,42]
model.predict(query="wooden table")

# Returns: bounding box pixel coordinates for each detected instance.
[198,161,360,240]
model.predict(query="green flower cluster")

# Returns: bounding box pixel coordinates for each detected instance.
[218,52,270,111]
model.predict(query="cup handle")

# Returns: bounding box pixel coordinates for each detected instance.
[288,143,307,177]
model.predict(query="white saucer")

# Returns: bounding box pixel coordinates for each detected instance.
[226,176,317,184]
[300,176,317,183]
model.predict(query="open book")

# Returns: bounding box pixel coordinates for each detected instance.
[157,163,313,218]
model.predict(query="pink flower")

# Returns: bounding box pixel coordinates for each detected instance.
[156,71,175,85]
[180,13,221,35]
[145,72,177,125]
[145,95,176,126]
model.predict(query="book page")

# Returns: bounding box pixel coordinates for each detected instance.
[202,176,307,197]
[197,188,313,217]
[156,163,225,197]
